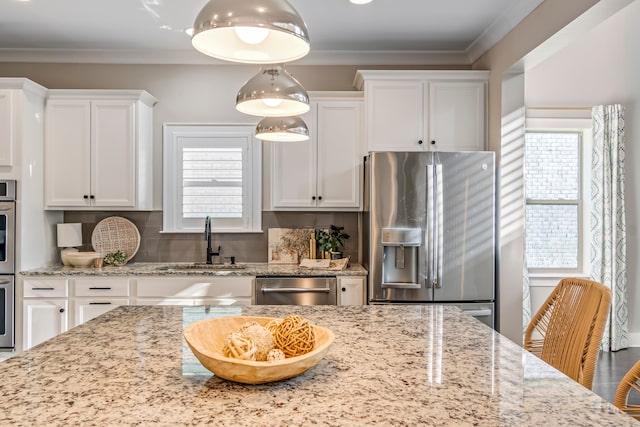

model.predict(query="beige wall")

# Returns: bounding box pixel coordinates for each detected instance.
[472,0,632,343]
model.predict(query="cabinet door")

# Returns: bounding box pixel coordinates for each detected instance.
[316,101,363,208]
[23,299,68,350]
[74,298,129,325]
[365,81,425,152]
[337,277,365,305]
[0,90,14,166]
[428,81,486,151]
[270,103,318,208]
[91,100,136,207]
[44,100,91,207]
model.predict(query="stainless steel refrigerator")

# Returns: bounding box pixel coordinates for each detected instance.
[363,151,496,328]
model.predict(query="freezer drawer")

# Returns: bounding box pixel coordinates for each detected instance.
[442,302,494,329]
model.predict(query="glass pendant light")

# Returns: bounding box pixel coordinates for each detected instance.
[236,65,310,117]
[191,0,311,64]
[255,116,309,142]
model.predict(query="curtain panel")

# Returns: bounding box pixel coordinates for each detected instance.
[591,104,628,352]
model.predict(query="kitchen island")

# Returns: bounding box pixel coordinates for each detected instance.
[0,305,632,426]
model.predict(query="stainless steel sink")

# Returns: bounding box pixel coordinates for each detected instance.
[155,263,246,271]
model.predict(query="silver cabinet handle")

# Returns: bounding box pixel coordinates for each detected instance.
[261,286,331,294]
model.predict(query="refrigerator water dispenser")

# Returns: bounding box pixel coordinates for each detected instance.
[381,228,421,288]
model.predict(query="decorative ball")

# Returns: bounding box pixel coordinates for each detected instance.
[242,324,275,361]
[222,332,257,361]
[273,315,316,358]
[239,321,260,333]
[267,348,286,361]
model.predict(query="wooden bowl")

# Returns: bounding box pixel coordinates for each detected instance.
[183,316,334,384]
[65,251,101,267]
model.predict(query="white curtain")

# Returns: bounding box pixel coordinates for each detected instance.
[591,104,628,352]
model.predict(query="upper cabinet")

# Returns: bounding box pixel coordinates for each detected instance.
[354,70,489,152]
[0,89,14,167]
[44,90,157,210]
[270,94,363,210]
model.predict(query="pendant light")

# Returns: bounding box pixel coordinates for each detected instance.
[255,116,309,142]
[191,0,311,64]
[236,65,310,117]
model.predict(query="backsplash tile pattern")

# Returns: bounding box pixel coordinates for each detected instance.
[63,211,359,264]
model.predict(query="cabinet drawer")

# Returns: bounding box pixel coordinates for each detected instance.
[136,277,253,298]
[23,279,68,298]
[75,278,129,297]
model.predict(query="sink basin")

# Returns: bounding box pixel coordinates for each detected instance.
[155,263,246,271]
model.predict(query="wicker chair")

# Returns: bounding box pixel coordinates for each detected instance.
[614,360,640,419]
[524,277,612,390]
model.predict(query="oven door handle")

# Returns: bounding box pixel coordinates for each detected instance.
[0,279,11,284]
[261,286,331,294]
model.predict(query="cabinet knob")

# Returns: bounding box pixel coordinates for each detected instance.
[318,196,322,200]
[418,140,423,145]
[90,195,95,199]
[312,196,316,200]
[59,308,65,313]
[431,140,436,145]
[83,195,89,199]
[342,287,346,292]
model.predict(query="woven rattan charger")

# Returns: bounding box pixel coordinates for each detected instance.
[91,216,140,262]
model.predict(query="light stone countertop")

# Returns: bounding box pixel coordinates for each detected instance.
[0,305,633,426]
[20,261,368,277]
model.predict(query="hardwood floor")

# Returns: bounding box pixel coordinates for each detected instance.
[593,347,640,404]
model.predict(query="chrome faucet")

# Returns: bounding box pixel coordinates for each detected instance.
[204,216,221,264]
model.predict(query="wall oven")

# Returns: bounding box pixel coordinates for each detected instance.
[0,180,16,349]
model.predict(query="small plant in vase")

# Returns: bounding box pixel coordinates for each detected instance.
[316,225,350,259]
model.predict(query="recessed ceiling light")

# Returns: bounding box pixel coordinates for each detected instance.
[350,0,373,4]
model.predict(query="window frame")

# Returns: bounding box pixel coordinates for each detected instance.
[162,124,262,233]
[524,114,592,278]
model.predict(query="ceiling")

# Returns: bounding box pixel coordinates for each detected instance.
[0,0,543,65]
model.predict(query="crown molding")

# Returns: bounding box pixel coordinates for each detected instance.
[466,0,544,63]
[0,48,472,66]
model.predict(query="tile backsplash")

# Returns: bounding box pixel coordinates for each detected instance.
[63,211,360,264]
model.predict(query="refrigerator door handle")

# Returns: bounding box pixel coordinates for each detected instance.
[426,164,435,289]
[434,163,444,289]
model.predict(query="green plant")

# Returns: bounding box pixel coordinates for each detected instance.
[103,250,127,266]
[316,225,350,253]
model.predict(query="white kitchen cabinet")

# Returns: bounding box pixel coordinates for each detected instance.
[0,89,14,166]
[271,95,363,210]
[354,70,488,152]
[72,278,130,324]
[22,279,69,350]
[337,276,366,305]
[134,276,254,306]
[44,90,157,210]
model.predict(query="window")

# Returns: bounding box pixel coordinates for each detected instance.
[524,129,590,274]
[163,125,262,233]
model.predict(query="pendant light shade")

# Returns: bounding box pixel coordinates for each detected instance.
[236,65,310,117]
[191,0,311,64]
[255,116,309,142]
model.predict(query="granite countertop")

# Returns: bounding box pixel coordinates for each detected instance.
[0,305,632,426]
[20,261,368,277]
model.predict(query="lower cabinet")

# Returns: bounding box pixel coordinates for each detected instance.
[73,277,130,324]
[337,276,366,305]
[23,299,69,350]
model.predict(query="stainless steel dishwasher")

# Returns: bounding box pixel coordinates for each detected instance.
[255,277,337,305]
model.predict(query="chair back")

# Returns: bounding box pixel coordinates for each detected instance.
[524,277,611,390]
[614,360,640,419]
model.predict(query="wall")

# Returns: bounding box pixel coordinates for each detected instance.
[471,0,628,344]
[525,0,640,345]
[64,211,360,264]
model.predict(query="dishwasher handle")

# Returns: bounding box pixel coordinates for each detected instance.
[261,286,332,294]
